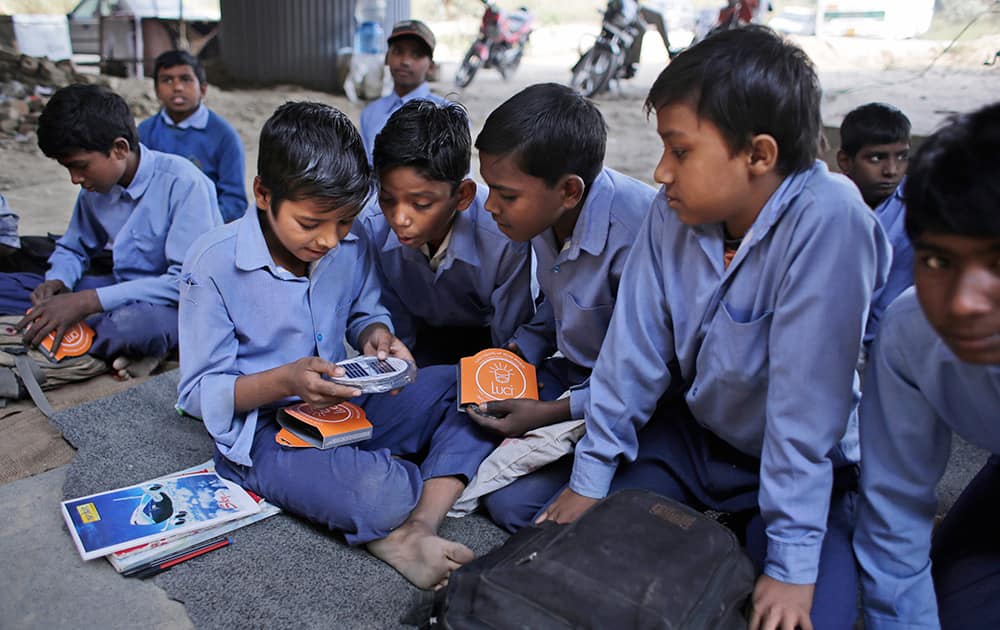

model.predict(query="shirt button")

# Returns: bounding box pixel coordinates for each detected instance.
[552,266,560,273]
[316,333,324,342]
[691,387,698,397]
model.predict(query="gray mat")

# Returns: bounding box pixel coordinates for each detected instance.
[51,371,509,629]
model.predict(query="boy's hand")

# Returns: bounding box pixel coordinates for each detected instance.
[17,289,102,353]
[535,488,598,524]
[466,398,566,437]
[749,575,815,630]
[358,323,415,363]
[284,357,362,408]
[30,279,69,304]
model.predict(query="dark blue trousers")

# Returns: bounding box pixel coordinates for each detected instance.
[0,272,177,359]
[215,365,500,545]
[932,455,1000,630]
[484,400,859,630]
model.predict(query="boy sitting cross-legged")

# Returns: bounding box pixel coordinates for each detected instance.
[355,99,536,366]
[538,27,891,630]
[177,102,499,590]
[6,84,221,378]
[854,102,1000,630]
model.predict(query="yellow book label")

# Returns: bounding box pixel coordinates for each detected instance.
[76,502,100,523]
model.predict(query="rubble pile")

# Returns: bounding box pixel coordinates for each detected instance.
[0,46,112,143]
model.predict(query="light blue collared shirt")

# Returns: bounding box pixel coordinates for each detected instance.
[855,289,1000,630]
[866,179,914,344]
[45,144,221,311]
[574,161,891,584]
[359,83,449,161]
[138,104,248,222]
[510,167,657,418]
[176,212,392,466]
[354,184,535,349]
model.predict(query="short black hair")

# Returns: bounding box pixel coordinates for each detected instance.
[153,49,206,85]
[645,25,821,176]
[475,83,606,188]
[257,101,371,215]
[839,103,911,157]
[37,84,138,159]
[903,102,1000,240]
[373,100,470,188]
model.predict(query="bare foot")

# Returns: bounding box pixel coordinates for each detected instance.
[367,521,474,590]
[111,356,162,379]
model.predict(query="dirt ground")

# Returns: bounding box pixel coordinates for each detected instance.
[3,24,998,235]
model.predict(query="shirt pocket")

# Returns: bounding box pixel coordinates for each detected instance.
[698,301,772,391]
[557,293,614,366]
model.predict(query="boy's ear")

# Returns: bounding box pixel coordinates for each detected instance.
[836,149,851,174]
[454,179,477,212]
[199,81,208,99]
[252,176,272,212]
[747,134,779,177]
[558,175,586,209]
[110,137,131,160]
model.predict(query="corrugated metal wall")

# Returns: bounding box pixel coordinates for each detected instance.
[219,0,410,92]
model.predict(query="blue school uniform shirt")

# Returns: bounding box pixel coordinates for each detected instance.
[865,179,914,343]
[359,83,449,161]
[573,161,891,584]
[138,104,248,222]
[44,144,221,312]
[854,289,1000,630]
[354,184,534,349]
[510,167,657,419]
[176,212,392,466]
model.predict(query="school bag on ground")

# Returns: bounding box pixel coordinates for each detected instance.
[426,489,755,630]
[0,316,107,415]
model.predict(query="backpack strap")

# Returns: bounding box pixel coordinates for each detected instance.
[11,351,55,417]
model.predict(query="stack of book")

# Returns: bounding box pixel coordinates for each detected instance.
[61,461,280,577]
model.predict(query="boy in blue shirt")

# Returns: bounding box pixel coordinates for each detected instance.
[359,20,448,161]
[854,102,1000,630]
[838,102,914,342]
[177,101,498,590]
[538,28,890,629]
[357,99,535,366]
[7,84,220,378]
[464,83,657,530]
[138,50,247,222]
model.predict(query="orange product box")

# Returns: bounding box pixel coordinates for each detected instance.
[275,401,372,449]
[457,348,539,410]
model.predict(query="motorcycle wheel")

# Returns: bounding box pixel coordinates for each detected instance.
[455,45,483,88]
[569,45,615,98]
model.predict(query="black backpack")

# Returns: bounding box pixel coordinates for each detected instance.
[428,489,755,629]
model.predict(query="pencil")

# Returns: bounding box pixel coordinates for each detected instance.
[125,536,231,579]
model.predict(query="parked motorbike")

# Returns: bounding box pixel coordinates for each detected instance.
[454,0,534,88]
[569,1,669,98]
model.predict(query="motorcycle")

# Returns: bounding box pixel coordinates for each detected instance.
[454,0,534,88]
[569,1,670,98]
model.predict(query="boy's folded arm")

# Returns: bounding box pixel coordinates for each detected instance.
[854,306,950,627]
[95,272,179,310]
[216,129,248,220]
[759,201,891,585]
[570,207,675,500]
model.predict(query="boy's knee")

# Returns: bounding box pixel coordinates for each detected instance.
[483,485,536,533]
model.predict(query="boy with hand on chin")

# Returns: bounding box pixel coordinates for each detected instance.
[854,102,1000,630]
[466,83,657,531]
[7,84,220,378]
[359,20,448,161]
[177,102,498,590]
[539,27,890,630]
[138,50,247,222]
[356,99,535,366]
